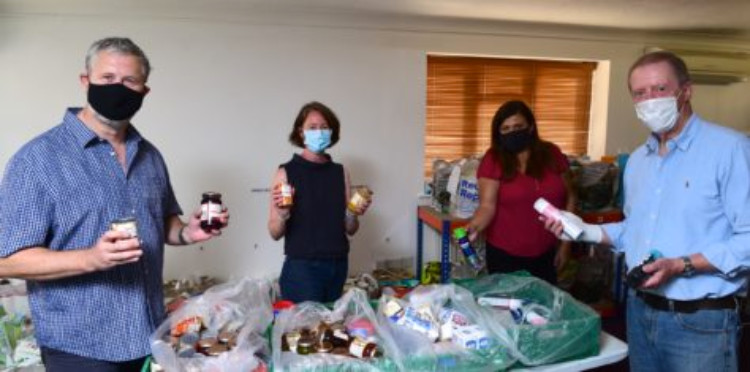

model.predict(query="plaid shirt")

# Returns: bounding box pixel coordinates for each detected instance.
[0,108,182,361]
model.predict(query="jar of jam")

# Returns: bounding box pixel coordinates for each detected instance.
[278,182,293,208]
[347,187,372,215]
[200,192,224,231]
[197,337,218,354]
[317,341,333,354]
[110,217,138,238]
[330,324,350,348]
[349,337,380,358]
[282,331,301,353]
[296,337,315,355]
[315,322,333,343]
[206,344,228,357]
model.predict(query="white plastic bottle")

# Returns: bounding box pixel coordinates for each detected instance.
[533,197,584,240]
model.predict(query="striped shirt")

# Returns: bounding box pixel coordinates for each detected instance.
[0,108,182,361]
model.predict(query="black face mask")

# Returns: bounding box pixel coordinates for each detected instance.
[499,129,533,153]
[87,83,145,121]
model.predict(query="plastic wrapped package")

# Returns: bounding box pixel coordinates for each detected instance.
[377,284,516,372]
[150,277,273,372]
[272,288,402,372]
[457,273,600,367]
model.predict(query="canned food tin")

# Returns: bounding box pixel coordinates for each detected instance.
[110,217,138,238]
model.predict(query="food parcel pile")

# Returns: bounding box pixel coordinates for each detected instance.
[150,273,599,371]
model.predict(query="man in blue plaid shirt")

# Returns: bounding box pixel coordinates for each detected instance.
[0,37,230,371]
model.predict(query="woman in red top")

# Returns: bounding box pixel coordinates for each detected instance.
[467,100,574,284]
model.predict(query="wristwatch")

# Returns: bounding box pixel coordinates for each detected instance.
[681,256,695,277]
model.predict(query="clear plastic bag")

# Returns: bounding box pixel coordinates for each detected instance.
[272,288,402,372]
[377,284,516,372]
[457,273,600,366]
[150,277,273,372]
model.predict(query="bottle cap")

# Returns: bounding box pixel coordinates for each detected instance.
[533,198,551,214]
[453,227,468,239]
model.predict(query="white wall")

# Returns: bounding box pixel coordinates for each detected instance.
[1,6,749,281]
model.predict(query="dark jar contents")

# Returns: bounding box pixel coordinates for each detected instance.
[200,192,224,231]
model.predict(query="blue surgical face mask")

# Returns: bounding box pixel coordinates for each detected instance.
[303,129,332,153]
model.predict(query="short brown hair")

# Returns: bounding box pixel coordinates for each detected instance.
[288,101,341,148]
[628,50,691,89]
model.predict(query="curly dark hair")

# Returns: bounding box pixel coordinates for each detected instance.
[288,101,341,149]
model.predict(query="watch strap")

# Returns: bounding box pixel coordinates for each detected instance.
[681,256,695,277]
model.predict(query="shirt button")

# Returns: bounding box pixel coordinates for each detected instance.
[645,239,651,245]
[132,209,136,214]
[656,189,662,194]
[110,151,116,156]
[650,214,656,220]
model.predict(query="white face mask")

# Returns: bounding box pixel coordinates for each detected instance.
[634,96,680,134]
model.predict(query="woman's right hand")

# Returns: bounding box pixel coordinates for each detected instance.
[467,222,481,243]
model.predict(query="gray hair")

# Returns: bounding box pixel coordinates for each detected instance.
[628,50,691,89]
[85,37,151,80]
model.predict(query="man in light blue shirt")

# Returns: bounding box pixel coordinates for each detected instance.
[544,51,750,372]
[0,37,230,371]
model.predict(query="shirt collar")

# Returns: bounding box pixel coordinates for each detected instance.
[644,113,699,154]
[63,107,143,148]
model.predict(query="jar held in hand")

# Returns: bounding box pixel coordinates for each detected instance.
[200,192,224,232]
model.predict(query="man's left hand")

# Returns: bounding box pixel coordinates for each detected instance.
[184,206,230,243]
[640,257,684,288]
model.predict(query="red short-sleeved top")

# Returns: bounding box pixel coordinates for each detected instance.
[477,144,569,257]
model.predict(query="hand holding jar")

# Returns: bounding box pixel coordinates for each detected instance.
[182,192,230,244]
[347,186,373,216]
[271,182,294,222]
[87,220,143,271]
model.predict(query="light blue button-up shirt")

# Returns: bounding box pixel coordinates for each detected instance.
[603,114,750,300]
[0,108,182,361]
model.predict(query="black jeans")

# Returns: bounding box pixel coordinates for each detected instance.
[485,242,557,285]
[41,347,147,372]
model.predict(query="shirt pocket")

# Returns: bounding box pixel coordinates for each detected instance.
[674,175,722,218]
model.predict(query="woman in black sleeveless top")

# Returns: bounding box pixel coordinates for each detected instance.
[268,101,371,303]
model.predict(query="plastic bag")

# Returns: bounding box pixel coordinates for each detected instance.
[377,284,516,372]
[272,288,402,372]
[454,157,480,219]
[457,273,600,366]
[0,279,38,368]
[150,277,273,372]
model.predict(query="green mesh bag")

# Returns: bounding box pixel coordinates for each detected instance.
[456,273,600,367]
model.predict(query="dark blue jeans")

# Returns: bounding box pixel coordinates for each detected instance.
[280,257,348,303]
[41,347,147,372]
[626,291,740,372]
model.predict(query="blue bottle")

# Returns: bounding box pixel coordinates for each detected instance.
[453,227,482,271]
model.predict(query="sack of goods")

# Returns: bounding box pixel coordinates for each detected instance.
[150,277,273,372]
[457,273,601,367]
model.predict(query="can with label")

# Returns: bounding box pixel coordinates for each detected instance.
[110,217,138,238]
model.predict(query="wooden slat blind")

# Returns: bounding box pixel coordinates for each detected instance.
[426,55,595,179]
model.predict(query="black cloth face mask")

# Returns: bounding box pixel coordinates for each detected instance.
[87,83,145,121]
[499,129,533,153]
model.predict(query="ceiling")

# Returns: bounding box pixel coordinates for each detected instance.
[3,0,750,40]
[262,0,750,35]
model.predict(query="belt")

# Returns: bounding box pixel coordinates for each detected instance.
[636,291,737,313]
